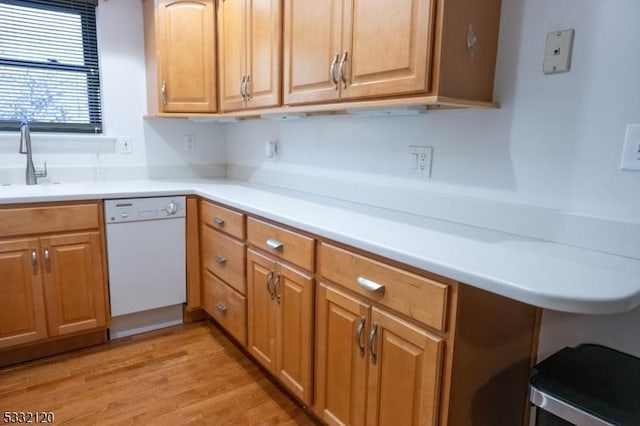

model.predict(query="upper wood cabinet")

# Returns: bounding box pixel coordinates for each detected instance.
[344,0,434,100]
[284,0,433,105]
[143,0,217,113]
[284,0,501,106]
[218,0,281,112]
[282,0,342,105]
[142,0,502,115]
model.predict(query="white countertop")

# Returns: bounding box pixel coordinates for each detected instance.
[2,178,639,315]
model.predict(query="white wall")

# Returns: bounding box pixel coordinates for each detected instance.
[0,0,226,184]
[225,0,640,360]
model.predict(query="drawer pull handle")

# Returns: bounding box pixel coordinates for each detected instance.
[215,255,227,265]
[356,316,366,357]
[266,239,283,250]
[213,217,225,226]
[273,274,281,304]
[267,271,275,300]
[357,277,385,294]
[31,248,38,275]
[44,247,51,273]
[216,303,227,313]
[368,323,378,364]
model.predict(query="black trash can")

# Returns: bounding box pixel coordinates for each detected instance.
[529,344,640,426]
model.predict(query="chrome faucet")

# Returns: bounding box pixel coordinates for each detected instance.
[18,122,46,185]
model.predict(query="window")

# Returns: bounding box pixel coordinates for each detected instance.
[0,0,102,133]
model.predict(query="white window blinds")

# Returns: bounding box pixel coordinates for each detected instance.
[0,0,102,133]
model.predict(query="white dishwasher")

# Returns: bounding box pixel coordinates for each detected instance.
[104,196,186,339]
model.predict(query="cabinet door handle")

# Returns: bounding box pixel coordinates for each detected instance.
[44,247,51,273]
[161,81,167,105]
[240,75,247,99]
[356,316,366,357]
[213,217,225,227]
[31,248,38,275]
[330,53,339,89]
[339,51,349,89]
[357,276,385,294]
[267,271,275,300]
[368,323,378,364]
[273,274,281,304]
[216,303,228,313]
[215,255,227,265]
[245,75,251,101]
[266,239,283,250]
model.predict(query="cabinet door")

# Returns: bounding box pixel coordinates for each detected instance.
[246,0,282,109]
[218,0,247,112]
[247,248,278,371]
[276,262,314,405]
[315,283,369,426]
[342,0,434,100]
[283,0,343,104]
[41,232,108,337]
[0,239,47,349]
[366,307,443,426]
[157,0,217,112]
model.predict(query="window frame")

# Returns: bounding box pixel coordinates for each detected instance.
[0,0,102,133]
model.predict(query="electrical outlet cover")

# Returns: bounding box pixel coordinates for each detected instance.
[408,146,433,178]
[184,135,196,152]
[543,29,574,74]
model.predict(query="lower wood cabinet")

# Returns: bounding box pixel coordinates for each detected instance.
[197,199,248,344]
[41,232,108,337]
[0,238,48,349]
[207,213,538,425]
[315,242,538,426]
[316,283,443,426]
[247,247,314,404]
[0,202,109,356]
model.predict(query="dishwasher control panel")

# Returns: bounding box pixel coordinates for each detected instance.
[104,196,186,223]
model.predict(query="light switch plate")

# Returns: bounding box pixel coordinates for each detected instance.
[543,29,574,74]
[620,125,640,171]
[117,136,132,154]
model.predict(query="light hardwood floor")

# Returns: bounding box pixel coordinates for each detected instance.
[0,322,318,425]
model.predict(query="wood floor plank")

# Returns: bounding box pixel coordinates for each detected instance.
[0,322,318,425]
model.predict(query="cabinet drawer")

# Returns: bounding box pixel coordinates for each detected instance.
[201,226,246,294]
[202,270,247,345]
[319,243,448,332]
[200,200,245,240]
[247,218,314,271]
[0,202,100,237]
